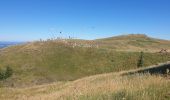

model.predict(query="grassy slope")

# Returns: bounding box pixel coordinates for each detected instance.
[96,34,170,52]
[0,34,170,87]
[0,69,169,100]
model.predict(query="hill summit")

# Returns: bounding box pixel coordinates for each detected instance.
[100,34,149,40]
[96,34,170,52]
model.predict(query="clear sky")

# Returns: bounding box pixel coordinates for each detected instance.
[0,0,170,41]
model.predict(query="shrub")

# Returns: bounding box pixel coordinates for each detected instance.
[0,69,5,80]
[0,66,13,81]
[137,51,144,67]
[4,66,13,79]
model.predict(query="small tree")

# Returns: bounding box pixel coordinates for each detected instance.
[0,68,5,80]
[0,67,13,81]
[4,66,13,79]
[137,51,144,67]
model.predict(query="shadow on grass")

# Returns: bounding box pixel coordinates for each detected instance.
[122,62,170,76]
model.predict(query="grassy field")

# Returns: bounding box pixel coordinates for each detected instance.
[0,34,170,87]
[96,34,170,52]
[0,70,169,100]
[0,34,170,100]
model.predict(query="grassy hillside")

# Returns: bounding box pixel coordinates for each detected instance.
[0,34,170,87]
[0,69,169,100]
[96,34,170,52]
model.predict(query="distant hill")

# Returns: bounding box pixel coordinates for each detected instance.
[0,34,170,87]
[0,42,23,48]
[95,34,170,52]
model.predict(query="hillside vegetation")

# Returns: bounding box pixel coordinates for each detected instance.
[0,69,169,100]
[0,34,170,87]
[96,34,170,52]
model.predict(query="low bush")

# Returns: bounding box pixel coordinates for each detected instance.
[0,67,13,81]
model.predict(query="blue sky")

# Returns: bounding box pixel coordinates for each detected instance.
[0,0,170,41]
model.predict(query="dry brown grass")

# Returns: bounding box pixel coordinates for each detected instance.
[0,70,169,100]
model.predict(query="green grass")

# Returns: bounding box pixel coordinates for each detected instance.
[96,34,170,51]
[0,39,170,87]
[0,33,170,99]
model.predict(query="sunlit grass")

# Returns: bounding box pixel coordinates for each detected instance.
[0,72,169,100]
[0,40,170,87]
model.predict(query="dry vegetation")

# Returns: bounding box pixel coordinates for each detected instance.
[0,34,170,100]
[0,70,169,100]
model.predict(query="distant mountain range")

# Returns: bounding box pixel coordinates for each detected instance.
[0,42,23,48]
